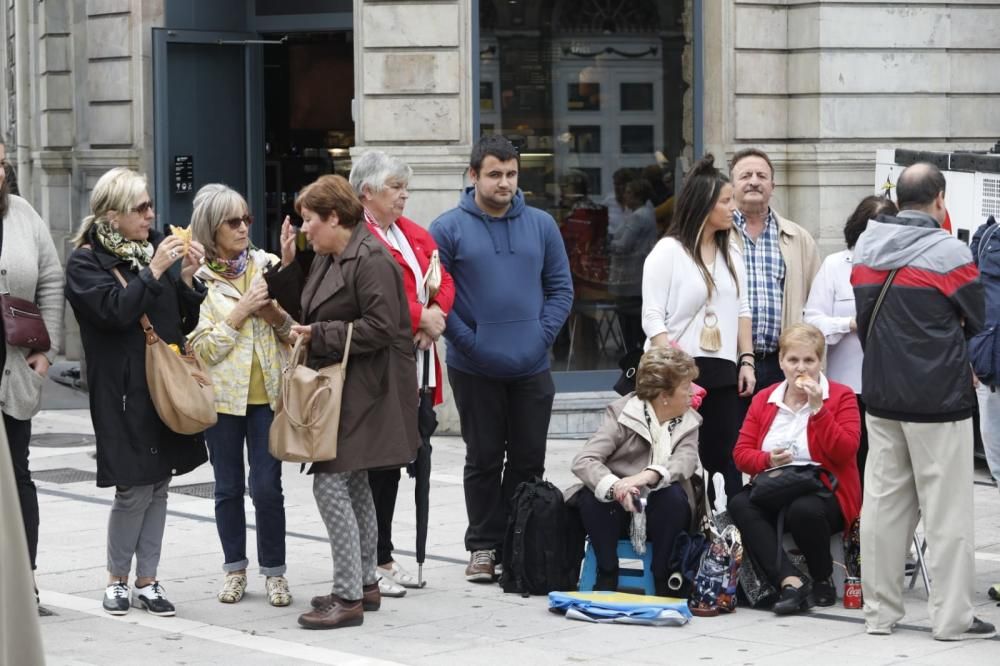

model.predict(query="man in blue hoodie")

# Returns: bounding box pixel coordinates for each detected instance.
[431,135,573,582]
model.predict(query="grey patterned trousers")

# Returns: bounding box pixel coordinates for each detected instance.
[313,470,378,601]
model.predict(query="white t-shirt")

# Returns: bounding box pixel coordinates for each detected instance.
[641,237,751,363]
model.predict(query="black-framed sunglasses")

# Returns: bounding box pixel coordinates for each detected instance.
[222,214,253,230]
[131,199,154,215]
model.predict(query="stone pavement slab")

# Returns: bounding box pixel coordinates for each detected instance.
[23,407,1000,665]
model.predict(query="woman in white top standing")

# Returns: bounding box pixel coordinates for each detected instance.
[803,195,897,483]
[641,155,755,501]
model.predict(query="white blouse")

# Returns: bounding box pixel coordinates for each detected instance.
[803,249,862,393]
[761,374,831,466]
[641,237,751,363]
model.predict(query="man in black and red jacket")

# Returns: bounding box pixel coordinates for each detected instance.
[851,162,993,641]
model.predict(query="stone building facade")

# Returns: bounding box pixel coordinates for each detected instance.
[2,0,998,380]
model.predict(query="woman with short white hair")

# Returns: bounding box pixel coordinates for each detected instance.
[347,151,454,596]
[188,184,295,607]
[65,167,209,616]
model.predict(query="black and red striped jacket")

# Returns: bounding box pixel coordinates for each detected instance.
[851,211,984,423]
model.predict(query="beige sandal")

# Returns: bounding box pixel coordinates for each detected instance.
[218,574,247,604]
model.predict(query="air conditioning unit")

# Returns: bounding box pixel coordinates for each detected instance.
[874,146,1000,244]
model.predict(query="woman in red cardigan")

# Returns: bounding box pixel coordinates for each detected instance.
[349,151,456,597]
[730,323,861,615]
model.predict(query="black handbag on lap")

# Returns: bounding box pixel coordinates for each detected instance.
[749,465,838,512]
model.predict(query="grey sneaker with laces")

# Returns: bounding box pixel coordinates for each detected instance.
[465,549,496,582]
[102,582,130,616]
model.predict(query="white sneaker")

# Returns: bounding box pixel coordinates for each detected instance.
[377,561,422,589]
[378,576,406,598]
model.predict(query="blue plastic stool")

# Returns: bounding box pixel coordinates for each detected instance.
[577,538,656,595]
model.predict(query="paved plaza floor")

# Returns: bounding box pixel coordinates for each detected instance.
[26,386,1000,665]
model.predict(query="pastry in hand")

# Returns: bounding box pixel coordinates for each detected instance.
[794,374,812,389]
[169,224,192,255]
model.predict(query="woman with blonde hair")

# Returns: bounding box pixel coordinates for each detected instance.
[265,175,419,629]
[65,167,209,616]
[187,184,295,607]
[730,323,861,614]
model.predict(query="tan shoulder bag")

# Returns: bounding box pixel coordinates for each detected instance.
[269,322,353,463]
[110,267,217,435]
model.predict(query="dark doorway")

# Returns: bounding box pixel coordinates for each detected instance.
[261,31,355,253]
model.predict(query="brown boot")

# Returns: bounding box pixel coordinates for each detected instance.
[298,595,364,630]
[311,583,380,611]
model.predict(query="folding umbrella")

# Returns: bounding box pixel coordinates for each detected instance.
[407,349,436,587]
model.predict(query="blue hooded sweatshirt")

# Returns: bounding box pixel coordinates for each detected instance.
[430,187,573,379]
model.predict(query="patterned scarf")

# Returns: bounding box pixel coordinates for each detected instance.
[207,247,251,279]
[94,221,153,271]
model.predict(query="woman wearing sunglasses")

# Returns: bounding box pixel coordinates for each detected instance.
[65,168,209,617]
[187,184,296,608]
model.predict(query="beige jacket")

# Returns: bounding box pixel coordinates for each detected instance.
[732,210,821,333]
[566,394,702,521]
[0,423,46,665]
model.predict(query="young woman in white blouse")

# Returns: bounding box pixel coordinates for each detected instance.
[803,195,897,482]
[641,155,755,501]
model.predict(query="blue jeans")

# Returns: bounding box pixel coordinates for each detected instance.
[206,405,286,576]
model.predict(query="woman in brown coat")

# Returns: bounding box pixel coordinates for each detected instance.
[567,346,702,595]
[265,175,419,630]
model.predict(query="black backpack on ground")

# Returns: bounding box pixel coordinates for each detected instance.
[500,478,582,597]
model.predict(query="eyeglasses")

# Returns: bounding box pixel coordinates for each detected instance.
[222,215,253,230]
[131,200,154,215]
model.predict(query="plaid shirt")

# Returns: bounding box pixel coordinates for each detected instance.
[734,209,785,353]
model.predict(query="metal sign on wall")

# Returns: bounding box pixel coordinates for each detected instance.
[173,154,194,194]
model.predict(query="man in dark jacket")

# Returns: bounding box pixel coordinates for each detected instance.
[852,162,993,640]
[430,135,573,582]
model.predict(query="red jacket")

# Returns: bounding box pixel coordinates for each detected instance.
[733,379,862,532]
[366,215,455,405]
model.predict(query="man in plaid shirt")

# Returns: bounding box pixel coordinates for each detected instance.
[730,149,821,391]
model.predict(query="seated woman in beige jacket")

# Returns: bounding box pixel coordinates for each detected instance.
[568,346,701,594]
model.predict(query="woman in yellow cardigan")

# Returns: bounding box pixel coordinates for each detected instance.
[188,184,295,607]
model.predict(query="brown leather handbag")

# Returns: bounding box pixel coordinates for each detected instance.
[269,323,352,463]
[111,268,217,435]
[1,294,51,352]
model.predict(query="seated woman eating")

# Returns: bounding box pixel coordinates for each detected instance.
[729,323,861,614]
[568,346,702,595]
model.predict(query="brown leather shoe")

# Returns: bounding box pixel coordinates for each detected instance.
[311,583,380,612]
[298,595,364,630]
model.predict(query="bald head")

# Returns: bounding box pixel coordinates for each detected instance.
[896,162,946,217]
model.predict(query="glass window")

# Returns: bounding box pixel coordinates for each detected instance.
[621,125,655,154]
[568,125,601,153]
[620,83,654,111]
[478,0,688,373]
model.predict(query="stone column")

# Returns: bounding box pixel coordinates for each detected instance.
[353,0,475,433]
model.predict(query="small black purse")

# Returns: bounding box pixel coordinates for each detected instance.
[749,464,838,512]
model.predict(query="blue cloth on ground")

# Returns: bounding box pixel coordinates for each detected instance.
[548,591,691,626]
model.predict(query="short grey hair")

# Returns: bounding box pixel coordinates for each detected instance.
[189,183,249,260]
[348,150,413,198]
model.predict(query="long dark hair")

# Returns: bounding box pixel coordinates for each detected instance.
[844,195,897,249]
[666,154,739,298]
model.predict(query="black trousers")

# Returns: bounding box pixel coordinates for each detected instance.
[696,384,744,501]
[448,366,555,552]
[578,484,690,595]
[367,468,401,566]
[727,485,844,587]
[5,413,38,570]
